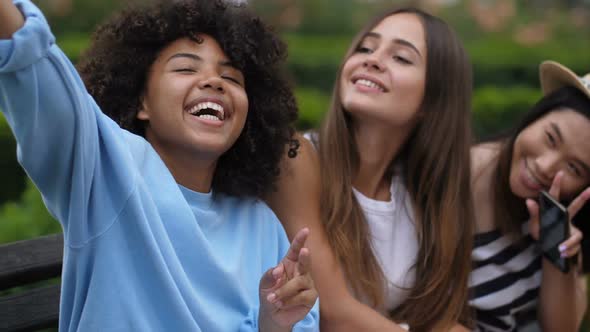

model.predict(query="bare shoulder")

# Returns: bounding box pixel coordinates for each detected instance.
[264,133,322,239]
[280,133,320,181]
[471,142,500,176]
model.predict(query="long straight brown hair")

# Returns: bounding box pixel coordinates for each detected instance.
[318,8,474,331]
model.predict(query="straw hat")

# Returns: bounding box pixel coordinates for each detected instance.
[540,60,590,99]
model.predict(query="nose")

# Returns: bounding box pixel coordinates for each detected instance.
[198,74,225,93]
[534,152,560,182]
[363,52,384,72]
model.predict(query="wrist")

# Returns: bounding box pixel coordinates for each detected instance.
[258,309,292,332]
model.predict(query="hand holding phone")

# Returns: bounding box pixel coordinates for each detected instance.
[539,190,570,273]
[526,172,590,274]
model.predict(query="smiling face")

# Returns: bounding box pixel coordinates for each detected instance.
[509,109,590,200]
[137,35,248,163]
[339,13,427,128]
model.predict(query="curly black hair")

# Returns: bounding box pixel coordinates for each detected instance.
[77,0,298,199]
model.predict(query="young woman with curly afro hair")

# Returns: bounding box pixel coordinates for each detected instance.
[0,0,318,331]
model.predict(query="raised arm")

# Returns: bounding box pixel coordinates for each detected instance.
[0,0,24,38]
[266,134,409,332]
[0,0,135,240]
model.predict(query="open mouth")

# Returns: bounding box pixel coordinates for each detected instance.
[351,76,386,92]
[187,102,225,121]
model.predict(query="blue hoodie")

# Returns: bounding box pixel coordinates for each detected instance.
[0,1,319,331]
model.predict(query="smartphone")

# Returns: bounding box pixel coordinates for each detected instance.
[539,190,570,273]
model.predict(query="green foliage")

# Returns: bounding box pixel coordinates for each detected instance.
[468,37,590,87]
[39,0,127,36]
[0,110,8,133]
[0,178,60,244]
[294,0,359,35]
[58,33,91,63]
[295,88,330,130]
[472,85,541,139]
[285,34,349,69]
[284,34,346,92]
[0,113,26,204]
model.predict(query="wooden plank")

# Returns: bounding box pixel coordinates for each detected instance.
[0,284,60,331]
[0,234,63,291]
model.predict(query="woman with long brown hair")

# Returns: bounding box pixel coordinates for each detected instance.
[469,61,590,331]
[266,7,474,331]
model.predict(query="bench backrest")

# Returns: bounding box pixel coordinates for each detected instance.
[0,233,63,332]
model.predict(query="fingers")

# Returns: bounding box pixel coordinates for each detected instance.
[296,247,311,276]
[284,228,309,263]
[567,187,590,218]
[548,172,563,199]
[526,198,539,219]
[526,199,540,240]
[277,289,318,310]
[260,264,285,290]
[266,275,315,309]
[559,226,584,258]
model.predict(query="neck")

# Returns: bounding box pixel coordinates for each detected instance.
[150,143,218,193]
[352,121,412,200]
[166,156,218,193]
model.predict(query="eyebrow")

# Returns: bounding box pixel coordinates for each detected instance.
[363,32,422,57]
[166,53,236,68]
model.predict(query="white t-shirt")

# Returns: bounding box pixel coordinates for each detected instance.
[353,175,418,312]
[303,132,418,312]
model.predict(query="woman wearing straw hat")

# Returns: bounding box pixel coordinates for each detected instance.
[469,61,590,331]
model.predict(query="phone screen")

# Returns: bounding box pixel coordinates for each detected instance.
[539,190,570,273]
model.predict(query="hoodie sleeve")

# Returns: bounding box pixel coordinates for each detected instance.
[0,0,138,246]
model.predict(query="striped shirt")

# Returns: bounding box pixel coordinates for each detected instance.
[469,229,542,331]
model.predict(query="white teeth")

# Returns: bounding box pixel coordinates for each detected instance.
[355,79,384,91]
[188,101,225,120]
[198,114,221,121]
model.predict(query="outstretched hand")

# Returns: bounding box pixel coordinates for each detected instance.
[259,228,317,329]
[526,172,590,258]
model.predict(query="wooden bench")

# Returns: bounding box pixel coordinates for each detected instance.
[0,233,63,332]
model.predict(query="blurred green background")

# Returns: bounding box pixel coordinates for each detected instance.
[1,0,589,329]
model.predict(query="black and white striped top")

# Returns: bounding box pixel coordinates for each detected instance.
[469,229,542,331]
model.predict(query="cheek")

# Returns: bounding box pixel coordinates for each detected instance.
[340,57,358,83]
[146,80,182,109]
[235,91,249,115]
[508,162,521,194]
[389,72,424,106]
[397,72,424,94]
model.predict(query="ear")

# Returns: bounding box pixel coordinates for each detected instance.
[137,97,150,121]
